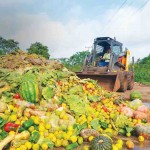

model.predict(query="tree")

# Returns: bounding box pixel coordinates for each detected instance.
[27,42,50,59]
[0,37,19,55]
[59,51,90,71]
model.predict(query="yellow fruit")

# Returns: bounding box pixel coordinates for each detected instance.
[51,136,56,142]
[40,132,44,136]
[45,124,51,130]
[70,135,77,143]
[56,133,63,139]
[88,124,91,129]
[15,120,21,124]
[63,115,68,120]
[83,145,89,150]
[55,139,62,147]
[29,126,34,132]
[95,111,99,117]
[9,131,15,135]
[67,131,73,137]
[87,116,92,122]
[62,103,67,108]
[34,117,39,125]
[138,136,144,142]
[9,105,14,111]
[88,136,94,142]
[112,144,119,150]
[126,132,131,137]
[41,143,48,150]
[10,114,17,122]
[54,131,59,136]
[30,115,35,120]
[20,145,27,150]
[49,133,54,139]
[64,134,70,140]
[68,125,73,131]
[32,144,40,150]
[115,143,122,150]
[4,110,10,115]
[108,123,112,128]
[117,139,123,145]
[25,141,32,149]
[39,125,45,132]
[133,119,137,123]
[60,111,66,119]
[78,136,83,145]
[13,107,18,113]
[62,139,69,147]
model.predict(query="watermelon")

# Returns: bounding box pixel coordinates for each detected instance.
[130,91,142,100]
[19,81,40,103]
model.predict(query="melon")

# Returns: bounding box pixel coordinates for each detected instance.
[130,91,142,100]
[19,80,40,103]
[90,135,112,150]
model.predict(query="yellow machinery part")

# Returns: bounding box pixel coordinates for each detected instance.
[125,50,130,71]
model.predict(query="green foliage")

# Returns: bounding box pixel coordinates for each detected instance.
[59,51,90,71]
[134,54,150,85]
[27,42,50,59]
[0,37,19,55]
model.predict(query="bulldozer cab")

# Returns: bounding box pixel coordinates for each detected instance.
[91,37,125,71]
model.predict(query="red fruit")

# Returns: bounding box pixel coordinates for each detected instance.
[102,106,108,112]
[13,93,20,99]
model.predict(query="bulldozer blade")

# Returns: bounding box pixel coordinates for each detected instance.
[76,72,120,92]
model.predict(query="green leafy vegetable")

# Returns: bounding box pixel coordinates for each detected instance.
[64,95,86,115]
[37,136,54,149]
[90,119,100,130]
[0,117,7,128]
[88,95,100,102]
[42,86,55,99]
[69,85,83,95]
[73,122,88,135]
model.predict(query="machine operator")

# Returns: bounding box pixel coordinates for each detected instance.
[98,48,111,66]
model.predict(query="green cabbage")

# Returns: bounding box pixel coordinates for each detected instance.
[64,95,86,116]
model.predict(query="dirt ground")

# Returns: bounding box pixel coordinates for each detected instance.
[118,82,150,102]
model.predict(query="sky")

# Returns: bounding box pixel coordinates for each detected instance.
[0,0,150,60]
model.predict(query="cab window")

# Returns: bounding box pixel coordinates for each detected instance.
[113,45,121,55]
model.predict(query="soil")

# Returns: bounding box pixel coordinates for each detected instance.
[118,82,150,103]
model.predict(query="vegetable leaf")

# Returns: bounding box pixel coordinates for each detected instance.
[42,86,55,100]
[37,136,54,149]
[90,119,99,130]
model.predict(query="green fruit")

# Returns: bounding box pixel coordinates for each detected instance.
[126,132,131,137]
[20,80,40,103]
[130,91,142,100]
[78,137,83,145]
[90,135,112,150]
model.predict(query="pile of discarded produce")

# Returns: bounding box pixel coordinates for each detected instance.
[0,50,150,150]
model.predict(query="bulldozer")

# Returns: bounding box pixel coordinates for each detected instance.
[76,37,134,92]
